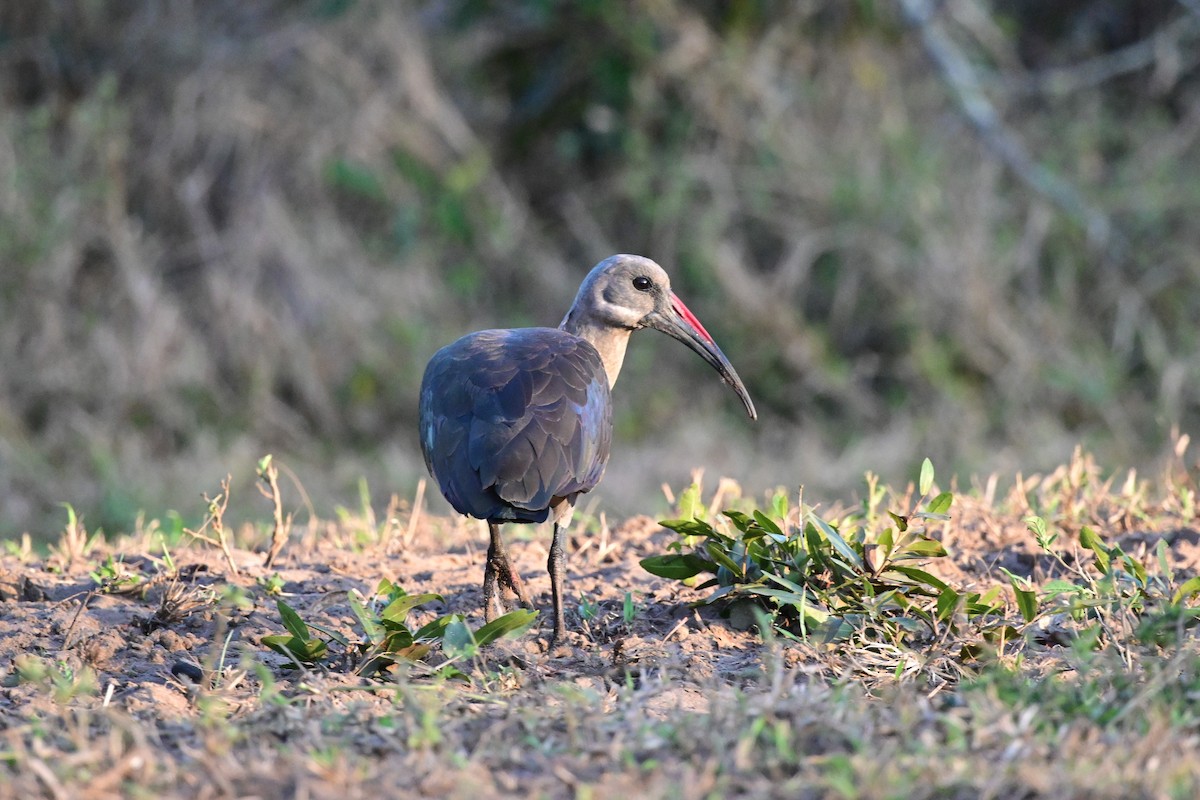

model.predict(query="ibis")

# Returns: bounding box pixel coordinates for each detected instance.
[419,254,756,642]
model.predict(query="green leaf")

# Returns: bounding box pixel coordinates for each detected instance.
[434,664,471,682]
[804,523,825,564]
[926,491,953,516]
[1173,576,1200,605]
[380,592,444,625]
[705,541,746,577]
[741,587,831,623]
[61,502,78,530]
[441,615,475,659]
[919,458,934,496]
[887,565,949,592]
[753,510,784,537]
[412,616,454,641]
[876,528,894,555]
[676,482,705,521]
[1120,552,1148,586]
[473,609,538,647]
[1158,539,1175,585]
[261,633,295,656]
[640,553,715,579]
[305,621,352,647]
[349,592,383,644]
[262,634,327,664]
[276,600,311,642]
[1024,515,1048,541]
[723,510,755,533]
[936,587,960,621]
[660,518,721,541]
[891,616,926,633]
[966,586,1006,617]
[382,628,415,652]
[764,571,809,595]
[700,584,736,605]
[1079,526,1110,574]
[1041,579,1084,598]
[810,514,862,569]
[771,491,789,524]
[895,537,948,559]
[1004,572,1040,623]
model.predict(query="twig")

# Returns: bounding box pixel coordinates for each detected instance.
[998,15,1200,98]
[184,475,240,576]
[400,478,426,553]
[61,591,96,651]
[259,455,294,569]
[378,492,402,552]
[897,0,1115,250]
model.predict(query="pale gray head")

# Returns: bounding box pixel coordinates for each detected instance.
[561,254,757,420]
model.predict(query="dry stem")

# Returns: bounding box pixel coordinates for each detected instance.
[259,456,294,569]
[184,475,239,576]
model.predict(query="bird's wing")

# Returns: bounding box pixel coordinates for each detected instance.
[419,328,612,522]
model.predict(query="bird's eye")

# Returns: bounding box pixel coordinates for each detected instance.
[632,276,653,292]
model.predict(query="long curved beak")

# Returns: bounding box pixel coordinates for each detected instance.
[646,292,757,420]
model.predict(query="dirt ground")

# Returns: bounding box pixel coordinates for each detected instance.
[2,487,1199,798]
[3,499,1199,723]
[0,514,773,726]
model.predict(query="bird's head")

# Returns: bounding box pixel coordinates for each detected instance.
[567,254,757,420]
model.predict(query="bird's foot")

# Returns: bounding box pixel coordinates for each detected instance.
[498,585,533,613]
[544,628,586,656]
[484,565,533,623]
[497,562,533,609]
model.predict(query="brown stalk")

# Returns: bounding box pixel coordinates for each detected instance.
[184,475,239,576]
[260,457,294,569]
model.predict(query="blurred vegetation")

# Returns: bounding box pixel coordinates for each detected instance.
[1,0,1199,535]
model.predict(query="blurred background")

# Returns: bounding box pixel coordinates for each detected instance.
[1,0,1199,537]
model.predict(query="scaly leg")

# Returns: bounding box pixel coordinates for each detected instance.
[483,522,531,623]
[547,521,568,643]
[482,526,503,622]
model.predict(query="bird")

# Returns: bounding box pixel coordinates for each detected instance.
[419,254,756,643]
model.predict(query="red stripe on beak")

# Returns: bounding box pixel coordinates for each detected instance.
[670,292,715,345]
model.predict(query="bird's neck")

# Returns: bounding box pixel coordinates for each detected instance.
[560,316,632,388]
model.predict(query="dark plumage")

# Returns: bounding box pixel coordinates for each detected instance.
[419,328,613,523]
[418,254,755,643]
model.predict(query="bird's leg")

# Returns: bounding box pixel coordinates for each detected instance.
[485,523,532,621]
[483,524,504,623]
[547,521,568,643]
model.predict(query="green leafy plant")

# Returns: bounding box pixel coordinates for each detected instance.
[89,554,146,595]
[577,593,600,622]
[1015,516,1200,646]
[262,600,330,667]
[622,591,639,626]
[8,655,98,704]
[643,460,1005,645]
[256,573,287,596]
[261,579,536,678]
